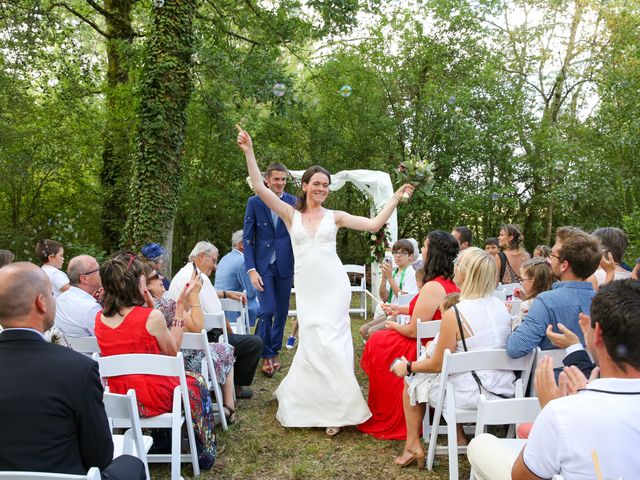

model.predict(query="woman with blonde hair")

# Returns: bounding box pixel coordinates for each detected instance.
[496,224,530,284]
[390,248,514,469]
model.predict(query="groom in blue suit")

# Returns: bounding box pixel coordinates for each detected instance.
[243,162,296,376]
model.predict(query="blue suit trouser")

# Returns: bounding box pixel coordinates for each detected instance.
[256,262,293,358]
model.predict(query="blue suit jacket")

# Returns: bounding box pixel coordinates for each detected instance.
[243,192,296,278]
[214,249,259,322]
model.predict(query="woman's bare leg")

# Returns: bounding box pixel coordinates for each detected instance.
[395,383,426,464]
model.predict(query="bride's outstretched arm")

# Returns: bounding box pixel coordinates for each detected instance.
[334,184,415,232]
[236,125,294,225]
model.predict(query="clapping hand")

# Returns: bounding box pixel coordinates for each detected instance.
[534,356,598,408]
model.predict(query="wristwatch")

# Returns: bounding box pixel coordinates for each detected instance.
[406,361,413,375]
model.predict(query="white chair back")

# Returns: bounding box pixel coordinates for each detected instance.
[473,394,541,437]
[220,297,248,334]
[344,264,367,318]
[416,320,440,359]
[529,347,567,395]
[0,469,101,480]
[181,330,228,430]
[95,352,200,480]
[397,293,417,326]
[203,312,228,343]
[103,389,152,480]
[68,336,100,355]
[425,348,536,480]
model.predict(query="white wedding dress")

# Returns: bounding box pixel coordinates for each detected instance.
[274,209,372,427]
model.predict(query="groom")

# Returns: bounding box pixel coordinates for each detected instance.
[243,163,296,377]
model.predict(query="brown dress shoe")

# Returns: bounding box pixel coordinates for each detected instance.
[271,356,282,372]
[261,358,274,377]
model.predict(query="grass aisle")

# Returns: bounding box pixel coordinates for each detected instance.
[154,316,470,479]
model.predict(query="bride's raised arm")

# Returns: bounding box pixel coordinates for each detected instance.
[334,184,415,233]
[236,125,295,226]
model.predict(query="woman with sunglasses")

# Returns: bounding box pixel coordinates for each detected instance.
[94,253,217,469]
[143,262,238,424]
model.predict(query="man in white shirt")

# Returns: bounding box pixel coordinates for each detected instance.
[169,241,262,399]
[54,255,102,337]
[468,279,640,480]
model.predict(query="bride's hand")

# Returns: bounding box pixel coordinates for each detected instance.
[394,183,415,201]
[236,124,253,153]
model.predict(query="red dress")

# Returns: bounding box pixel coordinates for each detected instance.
[358,276,459,440]
[94,306,183,417]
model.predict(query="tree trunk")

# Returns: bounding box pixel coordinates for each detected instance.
[125,0,199,250]
[100,0,136,252]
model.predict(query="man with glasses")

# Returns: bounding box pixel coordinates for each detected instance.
[506,226,602,358]
[169,241,263,399]
[54,255,103,337]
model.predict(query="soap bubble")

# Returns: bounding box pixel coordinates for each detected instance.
[339,85,352,97]
[289,6,301,18]
[448,95,456,105]
[616,344,629,358]
[555,160,563,170]
[491,192,499,201]
[154,0,164,7]
[272,83,286,97]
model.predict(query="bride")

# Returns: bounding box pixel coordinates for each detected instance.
[237,126,414,435]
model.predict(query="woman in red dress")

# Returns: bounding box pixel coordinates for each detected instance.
[359,231,460,440]
[94,252,217,469]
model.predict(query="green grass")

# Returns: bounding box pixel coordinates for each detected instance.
[152,313,470,479]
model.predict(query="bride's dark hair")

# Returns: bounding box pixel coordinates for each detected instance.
[296,166,331,212]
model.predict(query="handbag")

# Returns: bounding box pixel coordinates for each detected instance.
[452,305,512,399]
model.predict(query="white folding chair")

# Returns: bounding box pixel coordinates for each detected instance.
[0,469,101,480]
[181,330,228,431]
[425,348,535,480]
[68,336,100,355]
[529,347,567,395]
[220,297,248,334]
[287,286,298,317]
[95,353,200,480]
[469,394,541,480]
[397,292,417,326]
[344,264,367,318]
[103,389,153,480]
[203,312,229,344]
[416,320,441,359]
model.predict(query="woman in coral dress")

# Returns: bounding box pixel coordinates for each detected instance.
[358,231,460,440]
[94,252,217,469]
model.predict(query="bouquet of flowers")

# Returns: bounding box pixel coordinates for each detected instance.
[396,152,435,201]
[369,223,391,264]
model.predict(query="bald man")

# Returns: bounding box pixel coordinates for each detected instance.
[55,255,102,337]
[0,263,144,479]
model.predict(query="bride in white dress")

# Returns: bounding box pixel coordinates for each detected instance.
[237,126,414,435]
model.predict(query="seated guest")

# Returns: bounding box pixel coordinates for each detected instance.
[452,225,473,251]
[469,279,640,480]
[35,239,70,297]
[95,253,217,469]
[0,249,14,268]
[532,244,551,258]
[390,248,515,469]
[55,255,102,337]
[510,257,553,330]
[214,230,259,328]
[360,239,419,340]
[0,262,144,479]
[141,242,171,290]
[483,237,499,257]
[589,227,632,289]
[144,262,238,424]
[169,241,262,399]
[507,226,601,358]
[358,231,459,440]
[496,224,530,284]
